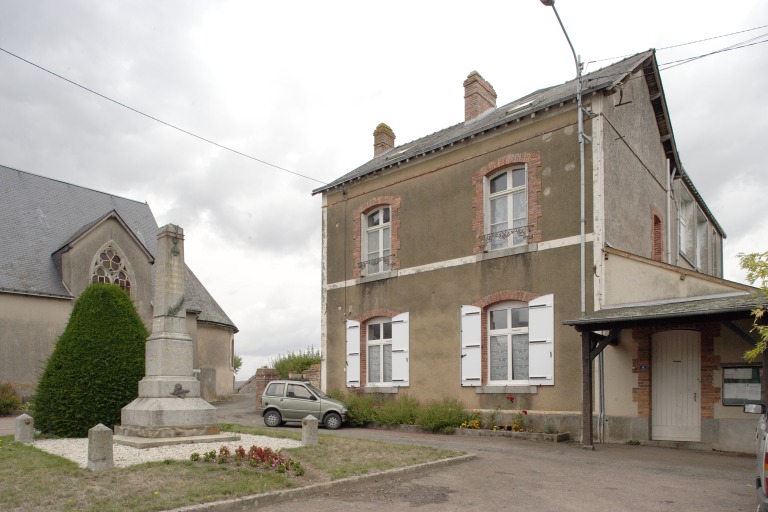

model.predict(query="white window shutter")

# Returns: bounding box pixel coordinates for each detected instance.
[528,294,554,385]
[345,320,361,387]
[391,312,409,386]
[460,305,482,386]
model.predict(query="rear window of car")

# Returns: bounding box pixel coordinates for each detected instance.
[265,383,285,397]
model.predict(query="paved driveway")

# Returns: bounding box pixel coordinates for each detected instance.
[216,394,758,511]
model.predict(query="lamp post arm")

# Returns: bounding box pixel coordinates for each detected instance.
[550,5,581,78]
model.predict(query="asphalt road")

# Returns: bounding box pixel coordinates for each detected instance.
[216,394,757,512]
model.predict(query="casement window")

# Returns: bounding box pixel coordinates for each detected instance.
[486,167,527,250]
[461,294,554,386]
[679,186,714,273]
[345,312,409,388]
[363,207,391,274]
[367,318,393,384]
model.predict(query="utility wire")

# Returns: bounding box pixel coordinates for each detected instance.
[0,46,328,185]
[588,23,768,65]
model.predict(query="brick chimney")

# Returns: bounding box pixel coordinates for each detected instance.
[373,123,396,157]
[464,71,497,121]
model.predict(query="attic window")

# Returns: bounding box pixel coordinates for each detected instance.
[385,147,411,161]
[506,101,533,115]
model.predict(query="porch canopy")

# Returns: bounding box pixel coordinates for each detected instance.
[564,292,766,449]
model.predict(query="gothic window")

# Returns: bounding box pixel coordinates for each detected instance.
[92,247,132,295]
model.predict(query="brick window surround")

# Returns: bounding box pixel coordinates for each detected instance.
[472,153,542,255]
[352,308,402,387]
[474,290,540,385]
[651,208,664,262]
[631,324,721,420]
[352,196,401,278]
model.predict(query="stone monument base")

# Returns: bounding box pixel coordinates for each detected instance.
[116,396,238,448]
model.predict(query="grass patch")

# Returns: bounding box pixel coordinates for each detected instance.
[0,428,462,511]
[285,435,459,480]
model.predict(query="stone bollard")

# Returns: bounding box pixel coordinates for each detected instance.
[87,424,114,471]
[14,413,34,443]
[301,415,318,446]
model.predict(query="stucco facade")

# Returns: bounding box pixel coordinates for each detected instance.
[315,51,758,452]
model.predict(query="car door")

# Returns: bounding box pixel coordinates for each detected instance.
[282,383,321,420]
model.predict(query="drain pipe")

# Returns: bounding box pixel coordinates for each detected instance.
[598,346,605,443]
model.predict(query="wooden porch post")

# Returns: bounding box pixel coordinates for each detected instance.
[582,330,594,449]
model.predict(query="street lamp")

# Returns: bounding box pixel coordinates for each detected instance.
[540,0,593,449]
[539,0,586,319]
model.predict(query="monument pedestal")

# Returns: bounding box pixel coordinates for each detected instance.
[115,224,238,448]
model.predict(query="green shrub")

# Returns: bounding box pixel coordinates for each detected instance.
[0,382,22,415]
[32,284,148,437]
[415,397,471,432]
[269,346,321,378]
[373,395,421,425]
[328,389,380,427]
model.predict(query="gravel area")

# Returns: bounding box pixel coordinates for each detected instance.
[32,433,302,468]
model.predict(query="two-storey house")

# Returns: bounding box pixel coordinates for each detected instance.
[313,50,760,452]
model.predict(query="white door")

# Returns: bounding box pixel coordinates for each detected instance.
[651,330,701,442]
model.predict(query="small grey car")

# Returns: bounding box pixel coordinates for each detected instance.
[259,380,348,430]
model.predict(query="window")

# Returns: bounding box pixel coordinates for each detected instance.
[679,186,713,273]
[461,294,554,387]
[652,214,663,262]
[363,207,391,274]
[91,246,131,295]
[346,312,409,388]
[367,318,393,384]
[487,167,527,250]
[286,383,313,400]
[488,302,529,382]
[265,382,285,397]
[722,366,761,406]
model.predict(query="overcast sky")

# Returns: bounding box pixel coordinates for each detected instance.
[1,1,766,380]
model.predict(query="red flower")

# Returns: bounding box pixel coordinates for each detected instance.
[522,410,528,415]
[506,395,515,403]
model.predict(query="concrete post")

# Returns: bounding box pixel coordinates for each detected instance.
[302,415,318,446]
[14,413,34,443]
[87,423,114,471]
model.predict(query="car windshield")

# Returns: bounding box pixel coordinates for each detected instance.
[305,383,328,399]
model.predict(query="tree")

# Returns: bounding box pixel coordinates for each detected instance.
[33,284,148,437]
[233,354,243,375]
[740,251,768,363]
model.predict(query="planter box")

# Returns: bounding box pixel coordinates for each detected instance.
[453,428,570,442]
[366,423,569,442]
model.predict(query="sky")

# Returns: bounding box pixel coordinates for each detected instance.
[1,1,766,380]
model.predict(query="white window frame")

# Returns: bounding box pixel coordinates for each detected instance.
[460,294,554,387]
[485,166,527,251]
[366,317,393,386]
[487,301,530,384]
[362,206,391,275]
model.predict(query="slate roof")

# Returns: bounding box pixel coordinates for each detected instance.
[312,49,725,237]
[0,164,237,331]
[563,292,766,328]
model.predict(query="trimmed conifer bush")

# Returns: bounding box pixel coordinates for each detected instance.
[33,284,148,437]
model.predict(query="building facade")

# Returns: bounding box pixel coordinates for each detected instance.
[314,51,758,452]
[0,166,238,400]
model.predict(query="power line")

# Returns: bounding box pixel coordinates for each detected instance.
[588,23,768,65]
[0,46,328,185]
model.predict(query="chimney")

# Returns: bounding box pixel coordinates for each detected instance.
[464,71,497,121]
[373,123,395,157]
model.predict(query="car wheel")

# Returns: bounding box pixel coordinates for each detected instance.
[324,412,342,430]
[264,410,282,427]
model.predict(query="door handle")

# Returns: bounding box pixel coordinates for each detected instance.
[694,392,697,402]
